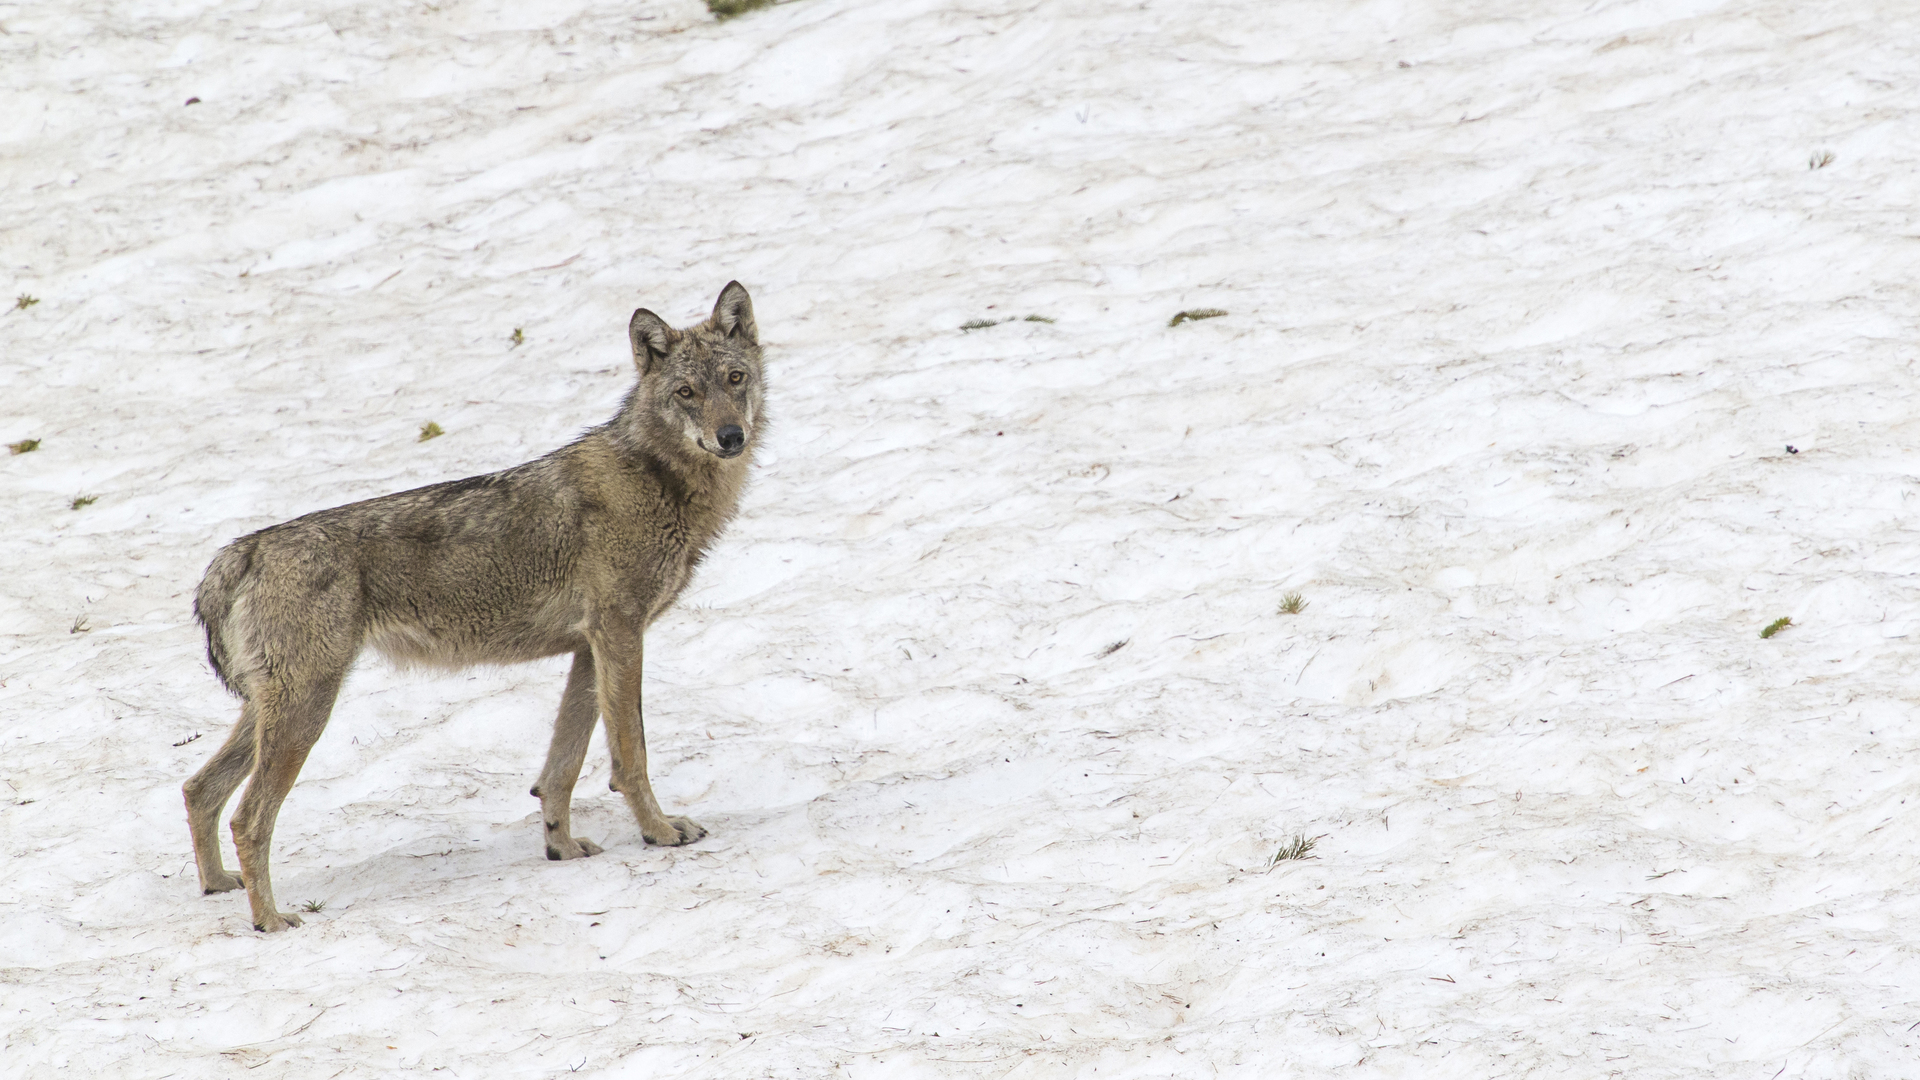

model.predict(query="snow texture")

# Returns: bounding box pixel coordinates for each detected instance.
[4,0,1919,1075]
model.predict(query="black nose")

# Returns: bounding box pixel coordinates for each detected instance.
[716,425,745,453]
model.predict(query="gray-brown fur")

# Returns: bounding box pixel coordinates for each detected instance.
[185,282,765,932]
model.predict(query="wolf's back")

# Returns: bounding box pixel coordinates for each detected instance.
[194,536,258,695]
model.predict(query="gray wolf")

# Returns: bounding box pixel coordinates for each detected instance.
[184,282,765,932]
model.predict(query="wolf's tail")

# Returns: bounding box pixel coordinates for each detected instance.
[194,537,257,696]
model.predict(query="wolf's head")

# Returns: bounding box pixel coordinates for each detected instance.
[626,281,765,466]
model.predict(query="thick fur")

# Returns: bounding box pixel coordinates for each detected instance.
[185,282,765,932]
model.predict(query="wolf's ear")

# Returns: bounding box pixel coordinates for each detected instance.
[629,309,673,372]
[712,281,757,345]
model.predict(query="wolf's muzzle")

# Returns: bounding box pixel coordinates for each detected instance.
[714,425,746,456]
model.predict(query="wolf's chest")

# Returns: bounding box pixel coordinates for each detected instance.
[617,511,724,622]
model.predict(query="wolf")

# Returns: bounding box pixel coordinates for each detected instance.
[184,282,765,932]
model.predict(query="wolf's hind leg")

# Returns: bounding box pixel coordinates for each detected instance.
[184,702,258,894]
[230,672,341,932]
[607,732,624,793]
[530,650,603,860]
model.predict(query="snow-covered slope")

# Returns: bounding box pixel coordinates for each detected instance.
[4,0,1918,1075]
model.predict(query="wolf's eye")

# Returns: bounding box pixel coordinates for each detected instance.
[728,371,744,385]
[676,386,694,399]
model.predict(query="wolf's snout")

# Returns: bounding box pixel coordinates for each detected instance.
[715,425,746,454]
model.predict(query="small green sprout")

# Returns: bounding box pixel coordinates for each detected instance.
[70,495,97,510]
[1169,308,1227,327]
[1809,150,1835,170]
[960,318,1002,332]
[510,328,525,348]
[418,421,444,442]
[8,438,40,455]
[15,294,39,310]
[1760,616,1792,639]
[70,615,90,635]
[1279,592,1308,615]
[1023,314,1055,323]
[301,899,326,913]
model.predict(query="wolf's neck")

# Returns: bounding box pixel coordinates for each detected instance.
[600,400,750,522]
[615,433,749,521]
[668,450,750,517]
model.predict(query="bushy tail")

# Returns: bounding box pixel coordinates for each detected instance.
[194,538,257,696]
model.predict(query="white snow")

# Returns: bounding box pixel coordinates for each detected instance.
[4,0,1919,1075]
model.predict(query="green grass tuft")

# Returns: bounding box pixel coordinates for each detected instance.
[8,438,40,455]
[1279,591,1308,615]
[301,899,326,913]
[1760,616,1792,639]
[510,327,525,348]
[964,314,1054,331]
[1169,308,1228,327]
[1266,834,1319,869]
[418,421,445,442]
[709,0,777,18]
[70,494,97,510]
[15,294,39,310]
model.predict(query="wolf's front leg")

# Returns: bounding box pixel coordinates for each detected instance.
[591,630,705,846]
[530,650,604,860]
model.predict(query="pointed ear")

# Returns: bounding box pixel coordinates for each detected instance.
[628,308,673,372]
[712,281,757,345]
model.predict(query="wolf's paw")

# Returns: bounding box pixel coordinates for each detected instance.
[201,870,245,895]
[253,911,304,933]
[643,816,706,846]
[546,836,604,860]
